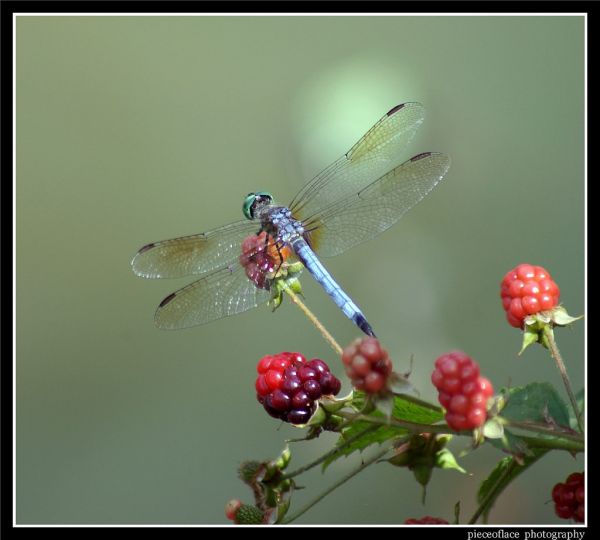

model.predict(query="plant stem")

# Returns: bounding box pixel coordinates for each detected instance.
[543,326,584,433]
[283,284,343,356]
[518,435,584,453]
[504,419,583,443]
[335,412,585,451]
[280,445,392,524]
[468,459,517,524]
[336,411,452,434]
[282,424,380,480]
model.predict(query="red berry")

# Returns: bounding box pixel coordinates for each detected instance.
[255,352,341,425]
[342,338,393,394]
[432,352,494,431]
[404,516,449,524]
[552,472,584,522]
[555,505,573,519]
[501,264,560,328]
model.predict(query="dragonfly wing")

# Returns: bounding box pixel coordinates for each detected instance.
[304,153,450,257]
[131,220,259,279]
[154,264,272,329]
[290,102,425,220]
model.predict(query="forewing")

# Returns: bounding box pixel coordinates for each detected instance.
[290,102,425,220]
[131,220,259,279]
[303,153,450,257]
[154,264,271,329]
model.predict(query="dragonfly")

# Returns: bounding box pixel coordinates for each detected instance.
[131,102,450,336]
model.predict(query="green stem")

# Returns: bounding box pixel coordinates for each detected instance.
[335,413,584,452]
[282,284,343,356]
[280,445,392,524]
[504,419,583,443]
[281,424,380,480]
[543,326,584,433]
[468,459,517,524]
[518,435,584,453]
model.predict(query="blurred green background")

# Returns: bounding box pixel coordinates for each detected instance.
[16,15,584,524]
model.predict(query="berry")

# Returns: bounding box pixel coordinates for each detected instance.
[501,264,560,328]
[404,516,449,524]
[552,472,584,523]
[255,352,341,425]
[431,352,494,431]
[239,232,292,290]
[342,337,393,394]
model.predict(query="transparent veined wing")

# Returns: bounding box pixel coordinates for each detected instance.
[290,102,425,221]
[303,152,450,257]
[131,220,259,279]
[154,263,272,329]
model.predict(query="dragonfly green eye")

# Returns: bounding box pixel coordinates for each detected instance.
[243,191,273,220]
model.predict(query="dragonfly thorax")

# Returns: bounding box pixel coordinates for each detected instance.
[262,206,304,244]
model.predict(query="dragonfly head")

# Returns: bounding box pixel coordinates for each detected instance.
[243,192,273,220]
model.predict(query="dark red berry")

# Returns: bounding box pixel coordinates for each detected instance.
[432,352,494,431]
[342,337,393,394]
[501,264,560,328]
[255,352,341,425]
[552,472,584,523]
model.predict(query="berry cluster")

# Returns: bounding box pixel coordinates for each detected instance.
[552,472,584,523]
[500,264,560,328]
[431,351,494,431]
[256,352,341,425]
[239,232,291,290]
[224,499,265,524]
[404,516,449,524]
[342,337,393,394]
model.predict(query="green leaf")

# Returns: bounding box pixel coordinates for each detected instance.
[435,448,467,474]
[501,382,571,427]
[476,449,547,522]
[323,393,443,470]
[519,327,541,354]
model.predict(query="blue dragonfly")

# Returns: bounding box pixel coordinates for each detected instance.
[131,102,450,336]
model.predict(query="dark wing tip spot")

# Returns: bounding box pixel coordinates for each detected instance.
[386,103,405,116]
[138,243,156,254]
[159,292,177,308]
[410,152,433,162]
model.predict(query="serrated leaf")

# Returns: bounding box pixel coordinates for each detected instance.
[435,448,466,474]
[322,422,404,470]
[322,394,443,470]
[476,449,547,522]
[501,382,571,427]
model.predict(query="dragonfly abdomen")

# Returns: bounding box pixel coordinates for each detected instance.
[291,237,376,337]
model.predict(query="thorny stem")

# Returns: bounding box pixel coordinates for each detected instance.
[543,326,584,433]
[280,445,392,524]
[282,284,343,356]
[281,424,380,480]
